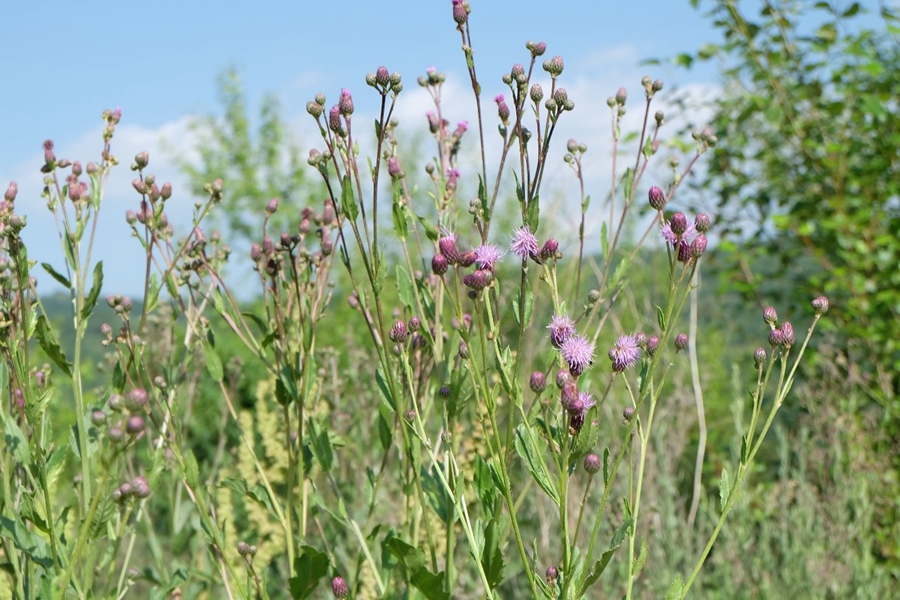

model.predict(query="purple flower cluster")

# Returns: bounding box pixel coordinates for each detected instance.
[659,211,710,262]
[608,335,641,372]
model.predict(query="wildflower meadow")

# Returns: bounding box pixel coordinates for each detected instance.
[1,1,897,598]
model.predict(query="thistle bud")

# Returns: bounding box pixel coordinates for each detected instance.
[543,55,564,77]
[690,234,708,258]
[675,333,688,351]
[623,406,635,422]
[5,181,18,202]
[126,415,145,435]
[763,306,778,327]
[306,101,323,118]
[648,186,666,210]
[670,212,688,236]
[694,213,710,233]
[376,66,390,87]
[529,371,546,393]
[331,577,349,599]
[338,89,354,116]
[266,198,279,214]
[540,238,559,260]
[389,320,408,344]
[451,0,468,24]
[615,87,627,105]
[432,254,449,275]
[646,335,659,357]
[811,296,829,315]
[779,322,795,347]
[545,565,559,585]
[754,347,767,368]
[134,151,149,169]
[530,84,543,103]
[584,453,601,474]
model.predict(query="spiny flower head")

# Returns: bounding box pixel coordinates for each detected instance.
[474,243,504,271]
[547,314,576,348]
[561,334,595,377]
[609,335,641,372]
[510,225,539,260]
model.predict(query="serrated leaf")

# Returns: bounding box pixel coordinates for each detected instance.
[202,339,223,383]
[40,262,71,289]
[0,516,52,569]
[387,539,450,600]
[35,315,72,377]
[577,517,634,596]
[288,546,330,600]
[719,467,731,512]
[341,175,357,222]
[473,456,499,515]
[514,425,559,506]
[80,261,103,319]
[481,518,505,589]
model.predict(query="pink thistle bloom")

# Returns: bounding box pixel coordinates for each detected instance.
[561,334,595,377]
[510,225,539,260]
[474,243,504,271]
[548,314,576,348]
[608,335,641,372]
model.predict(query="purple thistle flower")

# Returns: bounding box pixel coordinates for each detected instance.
[547,314,576,348]
[475,243,505,271]
[569,391,596,431]
[660,222,677,245]
[608,335,641,372]
[561,334,595,377]
[446,167,460,190]
[510,225,539,260]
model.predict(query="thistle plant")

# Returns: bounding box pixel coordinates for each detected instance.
[0,2,831,599]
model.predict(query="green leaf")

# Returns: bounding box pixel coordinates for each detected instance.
[581,193,591,212]
[420,466,450,522]
[0,516,52,569]
[81,261,104,320]
[666,575,684,600]
[202,337,223,383]
[184,450,200,487]
[396,266,415,310]
[718,467,731,512]
[740,434,749,464]
[656,305,666,331]
[418,216,439,242]
[577,517,634,596]
[35,315,72,377]
[603,446,611,485]
[526,194,540,233]
[40,262,71,289]
[308,419,334,473]
[340,175,358,222]
[514,425,559,506]
[3,417,31,465]
[481,518,505,589]
[473,456,499,515]
[112,360,126,392]
[376,368,395,411]
[387,539,450,600]
[288,546,330,600]
[377,400,393,451]
[392,202,409,239]
[373,248,386,294]
[623,168,634,202]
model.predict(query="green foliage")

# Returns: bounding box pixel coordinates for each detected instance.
[683,0,900,397]
[175,68,314,242]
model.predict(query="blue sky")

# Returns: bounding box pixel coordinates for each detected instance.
[2,1,726,296]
